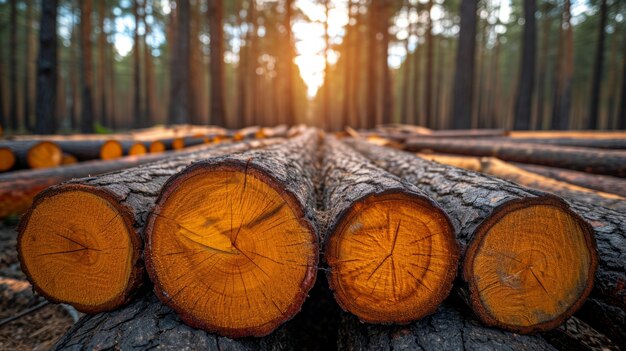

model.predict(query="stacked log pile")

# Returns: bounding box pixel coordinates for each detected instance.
[5,126,626,349]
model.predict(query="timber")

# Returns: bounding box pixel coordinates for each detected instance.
[501,137,626,150]
[418,154,626,212]
[145,129,320,338]
[404,137,626,177]
[120,140,148,156]
[514,163,626,197]
[52,293,293,351]
[55,139,124,161]
[346,139,598,334]
[17,139,281,314]
[338,303,555,350]
[320,136,458,324]
[0,140,62,170]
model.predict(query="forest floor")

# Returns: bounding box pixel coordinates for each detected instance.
[0,222,74,350]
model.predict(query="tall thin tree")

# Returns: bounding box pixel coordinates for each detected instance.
[35,0,58,134]
[80,0,95,133]
[514,0,537,130]
[619,33,626,130]
[323,0,332,129]
[587,0,608,129]
[425,0,434,127]
[168,0,190,124]
[366,0,378,128]
[98,0,108,127]
[551,0,573,130]
[450,0,478,129]
[381,0,393,125]
[144,0,155,126]
[208,0,227,126]
[133,0,142,127]
[283,0,296,125]
[23,0,33,131]
[535,2,553,129]
[9,0,18,131]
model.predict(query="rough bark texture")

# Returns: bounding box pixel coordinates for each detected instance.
[0,150,188,218]
[404,138,626,177]
[451,0,478,129]
[345,140,596,333]
[514,163,626,197]
[19,140,282,313]
[145,129,319,337]
[35,0,58,134]
[338,303,555,351]
[52,293,293,351]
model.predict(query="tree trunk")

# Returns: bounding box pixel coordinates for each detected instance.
[168,0,190,125]
[107,5,116,129]
[404,137,626,177]
[618,32,626,130]
[9,0,18,131]
[366,0,378,129]
[346,140,597,334]
[283,0,296,126]
[587,0,607,130]
[501,137,626,149]
[514,0,537,130]
[321,136,458,324]
[80,0,95,133]
[323,0,332,129]
[236,0,247,128]
[342,0,356,127]
[513,163,626,197]
[247,0,258,126]
[425,0,434,127]
[338,303,555,350]
[35,0,58,134]
[17,139,279,314]
[133,0,142,128]
[52,293,294,350]
[208,0,227,126]
[0,140,62,170]
[451,0,477,129]
[399,2,411,124]
[144,0,154,127]
[534,3,552,130]
[98,0,107,127]
[145,130,319,337]
[23,0,33,131]
[0,15,5,130]
[551,0,573,130]
[380,0,393,125]
[69,4,79,130]
[411,9,422,126]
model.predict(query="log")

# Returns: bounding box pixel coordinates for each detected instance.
[17,139,281,314]
[61,153,78,165]
[320,136,459,324]
[404,138,626,177]
[120,140,148,156]
[0,146,225,218]
[513,163,626,197]
[144,129,320,338]
[0,140,63,170]
[417,154,626,213]
[52,293,293,351]
[55,139,124,161]
[338,303,555,350]
[502,137,626,150]
[509,130,626,139]
[346,139,598,334]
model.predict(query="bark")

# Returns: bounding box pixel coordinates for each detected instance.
[319,136,457,323]
[144,0,154,127]
[0,149,192,218]
[98,0,107,127]
[18,140,280,313]
[412,18,422,126]
[208,0,227,126]
[404,137,626,177]
[79,0,95,133]
[342,0,357,127]
[69,3,79,130]
[145,130,319,337]
[51,293,293,351]
[551,0,573,130]
[35,0,58,134]
[366,0,378,129]
[338,303,555,351]
[323,0,332,129]
[133,0,142,128]
[399,1,411,124]
[587,0,607,130]
[380,0,393,125]
[283,0,296,126]
[247,0,258,126]
[514,0,537,130]
[503,137,626,149]
[23,0,33,131]
[425,0,434,127]
[0,140,62,170]
[9,0,18,131]
[514,163,626,197]
[236,0,247,128]
[534,3,551,129]
[168,0,190,124]
[451,0,477,129]
[346,140,596,333]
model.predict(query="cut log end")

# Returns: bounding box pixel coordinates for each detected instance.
[172,138,185,150]
[464,198,597,333]
[61,153,78,165]
[17,186,141,313]
[149,141,166,153]
[325,192,459,324]
[28,141,63,169]
[146,163,318,338]
[130,143,148,156]
[0,147,16,171]
[100,140,123,160]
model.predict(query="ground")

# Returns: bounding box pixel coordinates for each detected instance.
[0,221,74,350]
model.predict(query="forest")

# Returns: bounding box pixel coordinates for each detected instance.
[0,0,624,134]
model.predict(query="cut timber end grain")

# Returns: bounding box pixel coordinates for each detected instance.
[125,142,148,156]
[29,141,63,168]
[17,185,140,313]
[464,198,595,332]
[149,141,166,153]
[100,140,124,160]
[0,147,15,171]
[325,192,458,324]
[322,137,458,324]
[146,162,317,338]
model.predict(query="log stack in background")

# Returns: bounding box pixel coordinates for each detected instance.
[0,140,63,171]
[346,139,598,334]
